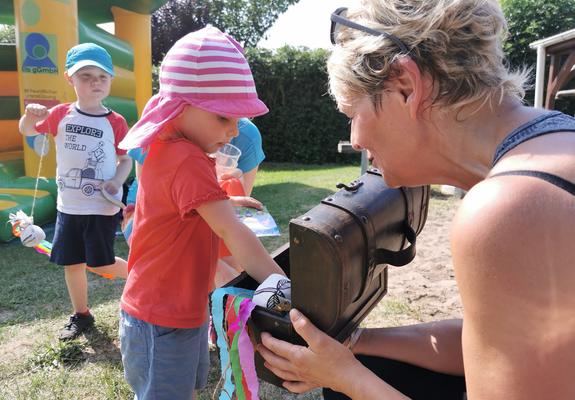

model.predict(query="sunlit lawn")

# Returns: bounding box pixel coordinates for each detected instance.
[0,163,364,400]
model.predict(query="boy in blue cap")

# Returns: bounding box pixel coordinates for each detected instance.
[19,43,132,340]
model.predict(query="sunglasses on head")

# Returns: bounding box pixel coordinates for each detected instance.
[330,7,409,54]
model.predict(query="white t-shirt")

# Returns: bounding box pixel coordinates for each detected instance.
[36,103,128,215]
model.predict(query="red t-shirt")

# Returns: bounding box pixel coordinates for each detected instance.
[121,138,228,328]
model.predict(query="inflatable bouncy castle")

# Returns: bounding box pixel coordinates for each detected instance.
[0,0,166,242]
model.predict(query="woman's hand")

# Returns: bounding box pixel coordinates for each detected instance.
[257,309,360,394]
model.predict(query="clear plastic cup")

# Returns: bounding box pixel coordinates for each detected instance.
[216,143,242,175]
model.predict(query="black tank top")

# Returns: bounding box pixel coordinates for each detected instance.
[490,111,575,196]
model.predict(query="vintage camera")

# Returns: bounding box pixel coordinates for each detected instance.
[228,168,430,386]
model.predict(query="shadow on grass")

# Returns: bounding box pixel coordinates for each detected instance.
[22,331,123,392]
[83,325,122,364]
[28,340,87,371]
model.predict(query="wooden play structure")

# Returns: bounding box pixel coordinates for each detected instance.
[530,28,575,110]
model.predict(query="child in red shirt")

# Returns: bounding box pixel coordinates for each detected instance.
[117,26,286,400]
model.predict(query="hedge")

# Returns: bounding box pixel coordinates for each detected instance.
[246,46,356,164]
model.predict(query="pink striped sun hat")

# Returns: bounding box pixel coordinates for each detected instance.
[120,25,268,150]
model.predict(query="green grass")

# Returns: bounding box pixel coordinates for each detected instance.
[253,163,361,251]
[0,163,449,399]
[0,163,361,400]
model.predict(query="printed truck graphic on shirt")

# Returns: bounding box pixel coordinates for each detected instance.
[35,103,127,215]
[57,141,106,197]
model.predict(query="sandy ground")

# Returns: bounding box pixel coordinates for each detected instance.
[366,195,464,327]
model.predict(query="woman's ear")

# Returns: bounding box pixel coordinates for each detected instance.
[394,57,426,119]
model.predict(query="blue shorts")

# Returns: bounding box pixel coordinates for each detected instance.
[50,211,119,268]
[119,310,209,400]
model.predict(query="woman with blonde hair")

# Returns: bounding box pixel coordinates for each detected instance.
[258,1,575,399]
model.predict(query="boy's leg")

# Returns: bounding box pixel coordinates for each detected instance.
[64,263,89,313]
[50,212,95,340]
[60,262,94,341]
[87,257,128,279]
[119,310,209,400]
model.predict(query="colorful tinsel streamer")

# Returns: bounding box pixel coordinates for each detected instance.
[8,211,121,279]
[30,239,52,256]
[211,287,259,400]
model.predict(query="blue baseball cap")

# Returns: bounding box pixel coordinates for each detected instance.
[65,43,114,77]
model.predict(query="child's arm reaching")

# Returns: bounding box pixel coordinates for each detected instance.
[19,103,48,136]
[197,199,285,283]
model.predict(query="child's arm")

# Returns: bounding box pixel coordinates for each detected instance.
[102,154,132,195]
[228,195,262,209]
[197,199,285,283]
[19,104,48,136]
[241,167,259,196]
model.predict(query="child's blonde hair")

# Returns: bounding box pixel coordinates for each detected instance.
[328,0,530,112]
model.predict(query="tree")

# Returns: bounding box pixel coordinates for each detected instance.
[502,0,575,69]
[151,0,300,64]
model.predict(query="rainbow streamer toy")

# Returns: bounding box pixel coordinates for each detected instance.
[8,210,53,257]
[8,211,117,279]
[211,287,260,400]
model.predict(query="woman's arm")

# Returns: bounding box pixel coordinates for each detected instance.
[353,319,464,376]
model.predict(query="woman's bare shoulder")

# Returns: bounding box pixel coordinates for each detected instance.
[449,175,575,398]
[450,172,575,326]
[452,173,574,254]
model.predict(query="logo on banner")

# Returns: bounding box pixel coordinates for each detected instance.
[21,32,58,74]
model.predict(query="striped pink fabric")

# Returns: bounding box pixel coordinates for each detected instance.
[119,26,268,150]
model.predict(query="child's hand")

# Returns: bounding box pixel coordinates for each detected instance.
[229,196,262,210]
[123,203,135,219]
[24,103,49,121]
[102,180,121,195]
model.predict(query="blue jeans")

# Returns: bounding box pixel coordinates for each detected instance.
[119,310,209,400]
